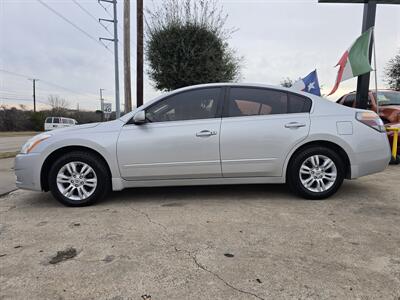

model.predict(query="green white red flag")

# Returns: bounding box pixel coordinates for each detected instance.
[328,27,374,96]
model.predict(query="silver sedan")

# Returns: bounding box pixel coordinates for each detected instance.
[15,83,391,206]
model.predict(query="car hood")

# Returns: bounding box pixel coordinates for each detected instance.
[380,105,400,111]
[386,122,400,129]
[48,122,101,136]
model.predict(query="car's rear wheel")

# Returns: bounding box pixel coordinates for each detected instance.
[49,151,110,206]
[287,146,345,199]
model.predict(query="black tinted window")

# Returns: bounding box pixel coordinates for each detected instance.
[343,94,356,107]
[228,88,288,117]
[45,117,52,123]
[146,88,220,122]
[288,94,312,113]
[53,118,60,123]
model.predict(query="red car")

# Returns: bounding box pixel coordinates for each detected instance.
[337,90,400,164]
[336,90,400,124]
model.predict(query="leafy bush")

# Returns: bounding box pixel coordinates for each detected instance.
[146,0,241,91]
[0,107,103,132]
[385,50,400,91]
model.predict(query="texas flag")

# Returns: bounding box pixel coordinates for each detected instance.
[292,70,321,96]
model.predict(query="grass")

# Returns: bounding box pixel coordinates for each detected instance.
[0,151,19,159]
[0,131,39,137]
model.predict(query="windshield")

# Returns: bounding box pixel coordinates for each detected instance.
[373,91,400,106]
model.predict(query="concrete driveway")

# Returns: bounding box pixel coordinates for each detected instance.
[0,166,399,300]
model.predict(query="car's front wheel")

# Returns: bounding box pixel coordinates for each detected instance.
[287,146,345,199]
[48,151,110,206]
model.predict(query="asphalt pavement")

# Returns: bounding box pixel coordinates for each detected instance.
[0,158,16,196]
[1,166,399,299]
[0,134,34,195]
[0,135,31,153]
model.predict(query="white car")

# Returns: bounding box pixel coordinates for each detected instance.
[44,117,77,131]
[15,83,391,206]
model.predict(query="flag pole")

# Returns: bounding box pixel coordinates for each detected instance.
[373,28,379,116]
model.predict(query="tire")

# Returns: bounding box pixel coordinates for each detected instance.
[390,155,400,165]
[287,146,345,200]
[48,151,110,206]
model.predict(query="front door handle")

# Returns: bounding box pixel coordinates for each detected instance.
[285,122,306,129]
[196,130,217,137]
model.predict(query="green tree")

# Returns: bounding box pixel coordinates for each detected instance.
[384,50,400,91]
[145,0,241,91]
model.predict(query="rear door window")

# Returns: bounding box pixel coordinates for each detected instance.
[227,88,288,117]
[53,118,60,124]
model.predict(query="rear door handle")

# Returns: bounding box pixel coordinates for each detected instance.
[196,130,217,137]
[285,122,306,129]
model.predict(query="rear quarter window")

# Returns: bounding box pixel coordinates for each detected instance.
[288,94,312,113]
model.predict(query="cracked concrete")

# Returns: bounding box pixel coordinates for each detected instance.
[0,165,400,299]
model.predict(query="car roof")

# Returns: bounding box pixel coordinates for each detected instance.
[119,82,324,123]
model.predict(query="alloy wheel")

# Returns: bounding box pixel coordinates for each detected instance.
[56,161,97,201]
[299,155,337,193]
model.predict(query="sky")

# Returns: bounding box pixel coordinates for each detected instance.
[0,0,399,112]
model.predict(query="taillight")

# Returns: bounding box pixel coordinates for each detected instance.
[356,112,386,132]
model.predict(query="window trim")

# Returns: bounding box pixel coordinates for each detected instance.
[130,86,225,124]
[222,86,312,118]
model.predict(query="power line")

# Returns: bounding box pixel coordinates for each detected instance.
[71,0,113,36]
[36,0,112,54]
[0,69,99,101]
[0,96,49,105]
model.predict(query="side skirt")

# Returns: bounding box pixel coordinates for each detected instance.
[112,176,285,191]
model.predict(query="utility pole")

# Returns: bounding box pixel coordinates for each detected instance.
[29,79,38,112]
[136,0,144,107]
[99,0,121,118]
[124,0,132,112]
[355,1,376,109]
[100,88,105,122]
[318,0,398,109]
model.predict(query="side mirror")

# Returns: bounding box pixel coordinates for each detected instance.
[133,110,146,124]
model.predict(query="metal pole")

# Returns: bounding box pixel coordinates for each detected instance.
[113,0,121,118]
[124,0,132,113]
[355,0,376,109]
[136,0,143,107]
[33,79,36,113]
[373,29,379,117]
[100,88,105,122]
[29,79,38,112]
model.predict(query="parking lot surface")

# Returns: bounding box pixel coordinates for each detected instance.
[1,166,399,300]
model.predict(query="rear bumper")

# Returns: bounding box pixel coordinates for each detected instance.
[14,153,42,191]
[350,132,391,179]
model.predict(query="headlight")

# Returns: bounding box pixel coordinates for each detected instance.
[20,134,52,154]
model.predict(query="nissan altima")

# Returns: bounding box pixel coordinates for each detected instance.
[15,83,391,206]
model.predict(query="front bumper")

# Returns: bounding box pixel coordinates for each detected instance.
[14,153,43,191]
